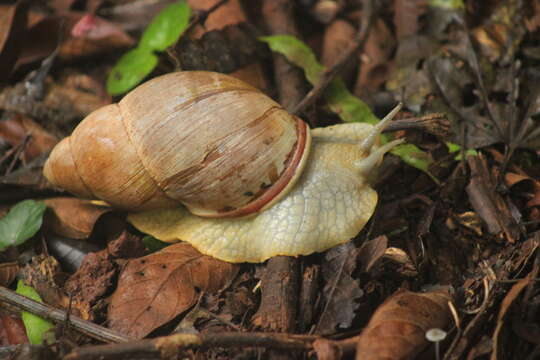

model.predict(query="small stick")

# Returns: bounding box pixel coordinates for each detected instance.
[292,0,376,115]
[382,113,450,137]
[65,332,319,360]
[0,286,130,344]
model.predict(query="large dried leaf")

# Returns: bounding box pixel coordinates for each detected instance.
[317,242,363,334]
[44,197,110,239]
[108,243,238,338]
[356,289,452,360]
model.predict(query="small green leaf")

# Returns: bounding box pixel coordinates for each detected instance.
[446,142,478,160]
[325,80,379,124]
[107,48,158,95]
[391,144,440,184]
[429,0,465,9]
[0,200,46,251]
[139,1,191,51]
[259,35,378,124]
[260,35,325,84]
[142,235,169,252]
[16,280,55,345]
[260,35,436,181]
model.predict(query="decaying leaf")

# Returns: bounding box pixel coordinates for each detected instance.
[0,113,58,162]
[44,197,110,239]
[492,272,532,360]
[317,242,363,334]
[108,242,238,338]
[356,288,453,360]
[0,262,19,287]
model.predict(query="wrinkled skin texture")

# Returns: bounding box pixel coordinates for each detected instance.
[129,123,381,263]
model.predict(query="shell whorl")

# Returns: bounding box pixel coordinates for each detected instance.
[44,71,311,217]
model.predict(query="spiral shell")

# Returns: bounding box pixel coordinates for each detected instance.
[44,71,311,217]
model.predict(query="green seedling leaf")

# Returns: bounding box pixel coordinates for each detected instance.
[259,35,378,124]
[142,235,169,253]
[326,79,379,124]
[0,200,46,251]
[260,35,324,84]
[107,1,191,95]
[446,142,478,160]
[107,48,158,95]
[429,0,465,9]
[16,280,55,345]
[261,35,435,177]
[391,144,440,184]
[139,1,191,51]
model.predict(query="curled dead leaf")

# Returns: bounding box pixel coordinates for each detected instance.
[44,197,110,239]
[356,289,453,360]
[108,243,238,339]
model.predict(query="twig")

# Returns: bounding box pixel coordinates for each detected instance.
[0,286,130,344]
[292,0,376,115]
[65,332,319,360]
[382,113,450,137]
[5,134,31,175]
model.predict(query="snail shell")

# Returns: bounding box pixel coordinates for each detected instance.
[43,71,311,218]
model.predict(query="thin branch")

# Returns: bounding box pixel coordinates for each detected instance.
[0,286,130,344]
[65,332,319,360]
[382,113,450,137]
[292,0,377,115]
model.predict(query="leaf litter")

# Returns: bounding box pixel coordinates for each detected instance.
[0,0,540,359]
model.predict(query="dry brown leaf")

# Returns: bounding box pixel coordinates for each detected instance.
[491,273,532,360]
[358,235,388,273]
[44,197,110,239]
[505,172,540,208]
[354,19,395,98]
[0,314,28,345]
[0,2,28,80]
[322,19,356,82]
[356,289,452,360]
[0,262,19,287]
[108,243,238,339]
[317,242,363,334]
[393,0,428,39]
[0,113,59,161]
[60,12,135,61]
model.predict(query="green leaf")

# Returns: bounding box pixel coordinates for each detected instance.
[260,35,436,181]
[16,280,55,345]
[391,144,440,184]
[325,79,379,124]
[446,142,478,160]
[260,35,325,84]
[107,48,158,95]
[142,235,169,253]
[0,200,46,251]
[139,1,191,52]
[429,0,465,9]
[259,35,378,124]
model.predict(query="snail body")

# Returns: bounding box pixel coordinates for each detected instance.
[44,71,403,263]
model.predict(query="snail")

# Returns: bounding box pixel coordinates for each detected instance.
[44,71,403,263]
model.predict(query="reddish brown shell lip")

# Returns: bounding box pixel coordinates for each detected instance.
[191,118,310,218]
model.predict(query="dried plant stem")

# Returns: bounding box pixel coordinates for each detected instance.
[0,286,130,344]
[65,332,320,360]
